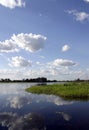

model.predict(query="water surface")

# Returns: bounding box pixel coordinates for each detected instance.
[0,83,89,130]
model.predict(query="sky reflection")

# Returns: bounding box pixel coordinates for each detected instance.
[0,83,76,110]
[0,83,89,130]
[0,112,46,130]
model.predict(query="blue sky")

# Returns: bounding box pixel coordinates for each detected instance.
[0,0,89,80]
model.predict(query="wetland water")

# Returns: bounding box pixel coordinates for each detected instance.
[0,83,89,130]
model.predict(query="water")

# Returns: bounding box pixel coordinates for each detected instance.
[0,83,89,130]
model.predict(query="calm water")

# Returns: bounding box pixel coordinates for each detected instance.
[0,83,89,130]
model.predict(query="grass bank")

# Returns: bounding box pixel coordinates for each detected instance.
[26,82,89,99]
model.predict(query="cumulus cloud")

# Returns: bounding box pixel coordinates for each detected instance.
[36,61,41,65]
[9,56,32,67]
[0,65,88,81]
[0,69,25,80]
[53,59,76,66]
[0,39,19,53]
[30,59,77,80]
[0,33,47,53]
[67,10,89,22]
[62,44,70,52]
[0,0,25,9]
[84,0,89,3]
[12,33,47,52]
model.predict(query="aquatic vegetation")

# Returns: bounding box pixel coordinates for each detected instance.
[26,82,89,99]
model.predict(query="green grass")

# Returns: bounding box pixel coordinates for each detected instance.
[26,82,89,99]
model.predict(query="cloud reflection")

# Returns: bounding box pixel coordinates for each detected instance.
[0,112,18,127]
[0,112,46,130]
[8,95,32,109]
[56,112,72,121]
[34,94,74,106]
[7,94,74,110]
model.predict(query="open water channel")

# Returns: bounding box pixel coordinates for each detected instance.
[0,83,89,130]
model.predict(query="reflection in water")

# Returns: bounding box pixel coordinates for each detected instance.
[26,94,74,106]
[0,83,37,95]
[45,95,74,106]
[0,112,46,130]
[0,83,75,109]
[56,112,72,121]
[0,112,18,128]
[0,83,89,130]
[8,96,32,109]
[6,94,74,110]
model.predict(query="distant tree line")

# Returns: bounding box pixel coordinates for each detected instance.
[0,77,88,83]
[0,77,49,83]
[22,77,47,82]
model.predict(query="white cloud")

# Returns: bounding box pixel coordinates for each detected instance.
[53,59,76,66]
[62,45,70,52]
[84,0,89,3]
[0,0,25,9]
[0,39,19,53]
[9,56,32,67]
[0,65,89,81]
[36,61,41,65]
[29,59,77,80]
[12,33,47,52]
[0,33,47,53]
[67,10,89,22]
[0,69,26,80]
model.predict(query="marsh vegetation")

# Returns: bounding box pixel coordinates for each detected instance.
[26,82,89,99]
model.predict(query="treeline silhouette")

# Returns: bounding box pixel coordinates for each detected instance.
[0,77,88,83]
[0,77,49,83]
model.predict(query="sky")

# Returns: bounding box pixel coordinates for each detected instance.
[0,0,89,80]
